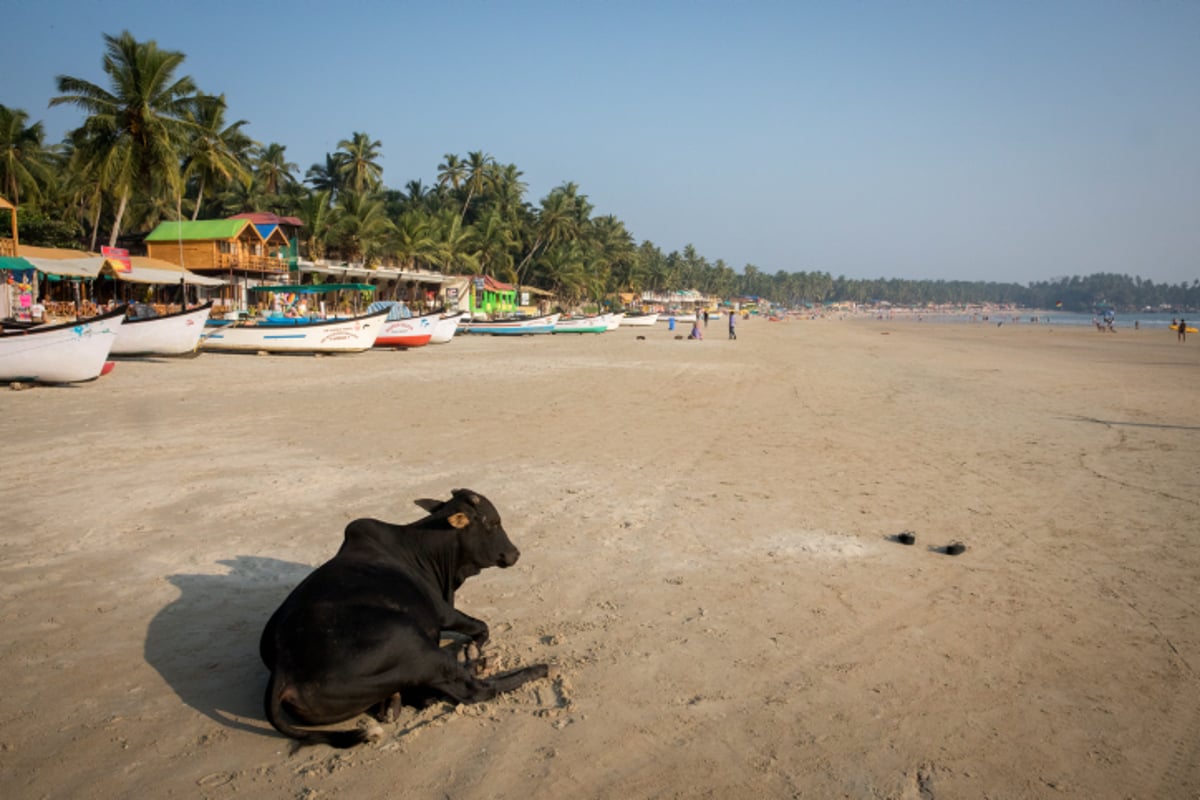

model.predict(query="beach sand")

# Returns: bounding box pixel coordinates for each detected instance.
[2,317,1198,799]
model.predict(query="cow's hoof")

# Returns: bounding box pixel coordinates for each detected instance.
[362,722,385,743]
[944,542,966,556]
[897,531,916,545]
[374,692,402,722]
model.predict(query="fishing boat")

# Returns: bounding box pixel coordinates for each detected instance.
[553,314,609,334]
[619,312,660,327]
[111,301,214,356]
[368,302,435,349]
[200,308,389,353]
[430,311,465,344]
[458,313,561,335]
[604,312,624,330]
[0,306,125,383]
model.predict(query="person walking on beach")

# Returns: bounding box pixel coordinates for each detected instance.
[1180,318,1187,343]
[703,309,709,327]
[728,309,737,340]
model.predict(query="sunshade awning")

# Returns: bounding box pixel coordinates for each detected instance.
[102,256,226,287]
[25,256,106,278]
[253,283,376,293]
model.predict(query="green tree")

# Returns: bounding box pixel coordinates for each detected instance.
[0,104,55,206]
[305,152,345,196]
[336,132,383,195]
[330,190,393,265]
[50,30,202,245]
[251,142,297,196]
[181,94,252,220]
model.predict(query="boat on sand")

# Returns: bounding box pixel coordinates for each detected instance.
[459,313,561,335]
[554,314,609,334]
[200,308,388,354]
[0,306,125,383]
[111,301,214,356]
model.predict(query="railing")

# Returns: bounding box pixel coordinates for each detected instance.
[0,237,15,257]
[215,252,288,273]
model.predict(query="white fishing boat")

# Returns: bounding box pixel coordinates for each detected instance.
[0,307,125,383]
[604,312,624,330]
[553,314,609,333]
[458,313,561,335]
[430,311,465,344]
[619,312,660,327]
[200,308,389,354]
[111,301,214,356]
[369,302,436,349]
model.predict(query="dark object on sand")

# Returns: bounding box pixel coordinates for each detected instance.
[944,541,966,556]
[897,531,916,545]
[636,335,646,340]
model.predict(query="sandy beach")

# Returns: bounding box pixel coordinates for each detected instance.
[1,317,1198,799]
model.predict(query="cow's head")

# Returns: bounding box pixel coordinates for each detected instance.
[414,489,521,583]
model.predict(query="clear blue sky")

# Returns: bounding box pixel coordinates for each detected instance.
[4,0,1198,285]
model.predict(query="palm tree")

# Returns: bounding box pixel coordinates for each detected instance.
[0,105,55,207]
[335,132,383,195]
[390,209,440,270]
[330,190,393,265]
[459,150,495,224]
[181,94,252,219]
[297,190,334,261]
[437,153,465,193]
[514,184,581,288]
[306,152,345,195]
[466,207,517,279]
[251,142,297,196]
[50,30,202,246]
[430,209,479,275]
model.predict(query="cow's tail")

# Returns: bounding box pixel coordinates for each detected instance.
[264,670,372,749]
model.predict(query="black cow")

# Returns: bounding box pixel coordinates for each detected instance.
[260,489,549,748]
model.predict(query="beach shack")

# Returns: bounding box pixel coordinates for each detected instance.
[468,275,518,317]
[229,211,301,269]
[144,219,285,311]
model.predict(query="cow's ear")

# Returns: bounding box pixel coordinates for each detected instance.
[447,512,470,529]
[414,498,443,512]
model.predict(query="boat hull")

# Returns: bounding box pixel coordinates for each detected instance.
[111,302,214,356]
[554,315,609,333]
[619,313,660,326]
[374,311,439,348]
[200,309,388,353]
[430,312,465,344]
[0,307,125,383]
[459,313,561,335]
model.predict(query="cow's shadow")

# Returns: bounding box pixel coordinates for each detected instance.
[144,555,311,738]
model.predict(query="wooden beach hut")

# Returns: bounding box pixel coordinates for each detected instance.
[144,219,284,311]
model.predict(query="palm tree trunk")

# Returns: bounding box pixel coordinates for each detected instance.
[191,174,206,221]
[88,193,102,253]
[108,189,130,249]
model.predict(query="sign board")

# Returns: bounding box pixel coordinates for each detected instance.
[474,277,485,291]
[521,292,530,306]
[446,287,459,300]
[101,245,132,273]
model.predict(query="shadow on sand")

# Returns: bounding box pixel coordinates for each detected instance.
[144,555,311,738]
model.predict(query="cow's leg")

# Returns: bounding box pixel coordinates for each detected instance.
[439,607,491,674]
[415,649,549,705]
[371,692,403,723]
[441,607,488,647]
